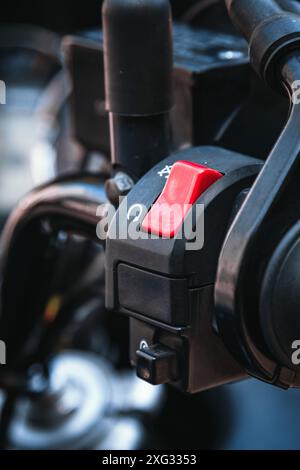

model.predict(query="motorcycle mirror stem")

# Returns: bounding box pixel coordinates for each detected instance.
[102,0,174,184]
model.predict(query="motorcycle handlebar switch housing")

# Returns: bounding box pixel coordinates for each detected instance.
[105,146,262,393]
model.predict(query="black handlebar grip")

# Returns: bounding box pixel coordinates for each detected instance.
[224,0,282,42]
[224,0,300,88]
[102,0,174,116]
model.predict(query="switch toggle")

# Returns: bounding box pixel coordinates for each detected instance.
[136,344,178,385]
[142,161,223,237]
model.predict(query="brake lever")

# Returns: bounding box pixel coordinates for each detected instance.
[216,0,300,387]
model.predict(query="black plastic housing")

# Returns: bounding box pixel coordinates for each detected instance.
[105,146,262,392]
[64,25,288,161]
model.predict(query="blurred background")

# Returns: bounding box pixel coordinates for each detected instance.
[0,0,299,450]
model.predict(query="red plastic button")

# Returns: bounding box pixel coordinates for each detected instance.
[142,161,223,238]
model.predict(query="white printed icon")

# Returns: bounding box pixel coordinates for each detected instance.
[158,165,173,179]
[127,204,144,223]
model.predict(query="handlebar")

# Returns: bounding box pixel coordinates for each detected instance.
[0,173,108,377]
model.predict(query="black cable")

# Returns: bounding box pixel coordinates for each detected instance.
[277,0,300,15]
[0,24,61,63]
